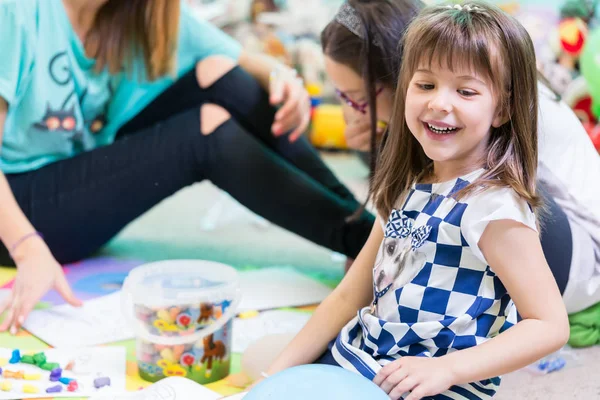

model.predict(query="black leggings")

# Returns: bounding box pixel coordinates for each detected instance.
[0,67,374,265]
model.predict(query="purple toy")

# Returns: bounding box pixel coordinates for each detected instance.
[49,367,62,381]
[46,385,62,393]
[94,376,111,389]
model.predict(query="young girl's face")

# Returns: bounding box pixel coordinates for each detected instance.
[324,55,394,122]
[405,61,505,174]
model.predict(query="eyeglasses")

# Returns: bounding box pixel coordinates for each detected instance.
[335,87,384,114]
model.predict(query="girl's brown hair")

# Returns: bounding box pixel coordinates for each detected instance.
[372,1,541,217]
[85,0,180,81]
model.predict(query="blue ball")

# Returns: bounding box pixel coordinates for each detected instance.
[244,364,389,400]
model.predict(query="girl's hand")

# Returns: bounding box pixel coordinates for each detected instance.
[0,237,82,334]
[344,115,373,152]
[269,65,311,142]
[373,356,456,400]
[341,106,385,152]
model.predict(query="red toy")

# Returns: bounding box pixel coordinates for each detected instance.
[67,380,78,392]
[583,122,600,152]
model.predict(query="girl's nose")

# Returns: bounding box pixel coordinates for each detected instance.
[428,91,453,113]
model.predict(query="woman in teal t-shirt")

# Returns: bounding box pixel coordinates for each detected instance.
[0,0,374,333]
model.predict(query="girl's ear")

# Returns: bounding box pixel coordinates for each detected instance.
[492,103,509,128]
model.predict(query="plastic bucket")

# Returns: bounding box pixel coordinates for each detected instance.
[121,260,240,384]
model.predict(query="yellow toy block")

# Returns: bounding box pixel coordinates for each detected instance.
[22,383,39,393]
[0,381,11,391]
[24,372,41,380]
[238,310,259,319]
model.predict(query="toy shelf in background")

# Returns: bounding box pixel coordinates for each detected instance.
[509,0,600,152]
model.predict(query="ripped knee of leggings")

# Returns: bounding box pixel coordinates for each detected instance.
[195,55,237,89]
[200,104,231,136]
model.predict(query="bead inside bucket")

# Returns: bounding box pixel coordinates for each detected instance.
[122,260,240,384]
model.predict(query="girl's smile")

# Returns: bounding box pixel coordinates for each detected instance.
[405,62,504,180]
[422,120,462,141]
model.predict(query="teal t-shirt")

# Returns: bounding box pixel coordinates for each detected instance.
[0,0,241,173]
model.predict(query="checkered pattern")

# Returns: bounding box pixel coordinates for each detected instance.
[333,171,533,399]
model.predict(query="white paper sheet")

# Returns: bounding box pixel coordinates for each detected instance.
[22,292,134,348]
[0,346,126,399]
[232,310,311,353]
[88,376,237,400]
[21,267,329,349]
[238,267,332,312]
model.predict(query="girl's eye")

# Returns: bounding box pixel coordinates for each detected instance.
[458,89,477,97]
[416,83,434,90]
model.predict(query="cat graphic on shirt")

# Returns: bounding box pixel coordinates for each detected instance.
[33,103,84,141]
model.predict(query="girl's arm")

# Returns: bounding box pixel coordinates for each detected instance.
[444,219,570,383]
[0,98,40,252]
[0,98,81,334]
[265,219,383,374]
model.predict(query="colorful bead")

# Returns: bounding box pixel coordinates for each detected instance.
[24,372,41,380]
[67,380,79,392]
[49,367,62,381]
[0,381,11,391]
[22,384,39,393]
[94,376,111,388]
[3,370,24,379]
[46,384,62,393]
[9,349,20,364]
[20,355,35,365]
[40,362,60,371]
[59,377,73,385]
[32,352,47,366]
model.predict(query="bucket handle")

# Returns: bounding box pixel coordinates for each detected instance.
[121,279,241,346]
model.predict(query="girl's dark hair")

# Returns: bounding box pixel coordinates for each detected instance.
[321,0,423,190]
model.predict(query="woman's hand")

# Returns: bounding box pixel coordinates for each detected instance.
[373,356,457,400]
[269,65,311,142]
[0,237,81,334]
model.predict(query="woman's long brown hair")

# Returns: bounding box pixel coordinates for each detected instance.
[85,0,180,81]
[372,1,541,217]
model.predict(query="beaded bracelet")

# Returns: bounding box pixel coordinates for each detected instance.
[9,231,43,258]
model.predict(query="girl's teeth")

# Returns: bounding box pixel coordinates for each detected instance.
[427,123,458,134]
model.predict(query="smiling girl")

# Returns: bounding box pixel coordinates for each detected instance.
[263,3,569,399]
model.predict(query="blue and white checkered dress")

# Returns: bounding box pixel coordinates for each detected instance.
[331,169,537,399]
